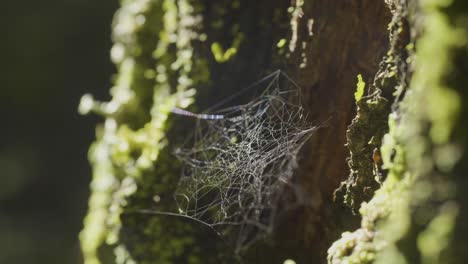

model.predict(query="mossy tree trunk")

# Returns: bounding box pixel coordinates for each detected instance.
[79,0,468,263]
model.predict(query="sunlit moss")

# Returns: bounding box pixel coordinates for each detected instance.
[283,259,297,264]
[210,32,244,63]
[79,0,209,263]
[334,0,414,213]
[277,38,287,48]
[287,0,304,53]
[354,74,366,103]
[329,0,468,263]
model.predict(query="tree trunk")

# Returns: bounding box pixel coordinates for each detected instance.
[79,0,468,263]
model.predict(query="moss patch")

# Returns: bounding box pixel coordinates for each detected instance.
[329,0,468,263]
[79,0,210,263]
[334,0,411,213]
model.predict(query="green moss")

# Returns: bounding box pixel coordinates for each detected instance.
[354,74,366,103]
[334,0,411,213]
[210,31,244,63]
[329,0,468,263]
[329,112,410,264]
[205,2,248,64]
[334,79,390,212]
[79,0,210,263]
[417,203,458,263]
[277,38,287,49]
[287,0,304,53]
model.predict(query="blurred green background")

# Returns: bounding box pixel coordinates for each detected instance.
[1,0,118,263]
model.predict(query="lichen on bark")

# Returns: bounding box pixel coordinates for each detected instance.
[79,0,211,263]
[80,0,392,262]
[79,0,468,263]
[328,0,468,263]
[79,0,296,263]
[334,0,412,213]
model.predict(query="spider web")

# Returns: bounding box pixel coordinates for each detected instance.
[167,70,320,254]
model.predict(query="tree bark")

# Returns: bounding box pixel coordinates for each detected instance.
[79,0,468,263]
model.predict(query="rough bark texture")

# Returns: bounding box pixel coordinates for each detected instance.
[329,0,468,263]
[79,0,468,263]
